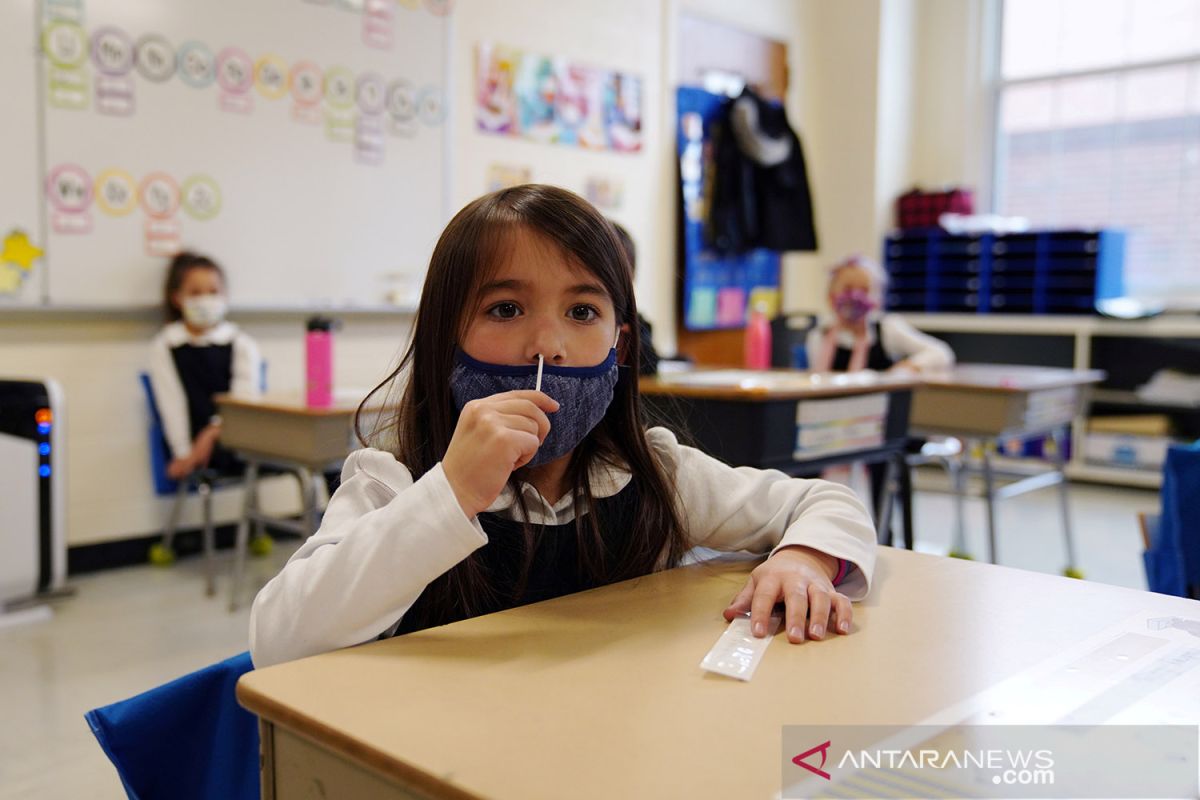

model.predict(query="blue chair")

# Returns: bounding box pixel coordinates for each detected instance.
[140,372,243,596]
[141,371,325,608]
[1144,442,1200,599]
[86,651,259,800]
[140,373,295,597]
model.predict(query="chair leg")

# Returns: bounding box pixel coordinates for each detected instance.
[199,480,216,597]
[229,461,260,612]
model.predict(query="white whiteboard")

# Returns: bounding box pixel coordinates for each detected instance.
[0,1,44,304]
[4,0,449,309]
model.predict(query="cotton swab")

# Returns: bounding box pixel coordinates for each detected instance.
[535,353,544,393]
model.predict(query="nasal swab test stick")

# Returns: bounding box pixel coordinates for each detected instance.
[535,353,544,393]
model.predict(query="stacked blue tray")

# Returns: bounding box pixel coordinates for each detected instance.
[883,229,1125,314]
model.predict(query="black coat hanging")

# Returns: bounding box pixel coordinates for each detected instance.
[708,86,818,254]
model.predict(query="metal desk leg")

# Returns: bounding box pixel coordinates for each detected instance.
[898,455,914,550]
[874,456,898,546]
[303,469,320,539]
[948,455,968,558]
[199,480,215,597]
[980,441,999,564]
[230,460,260,613]
[1051,427,1080,577]
[160,482,188,556]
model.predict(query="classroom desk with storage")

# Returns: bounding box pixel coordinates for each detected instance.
[215,391,375,610]
[638,370,917,544]
[236,548,1200,800]
[909,365,1104,572]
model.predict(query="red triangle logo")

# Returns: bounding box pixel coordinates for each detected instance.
[792,740,832,780]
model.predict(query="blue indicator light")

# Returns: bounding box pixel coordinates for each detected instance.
[39,465,51,478]
[37,423,51,435]
[39,443,51,456]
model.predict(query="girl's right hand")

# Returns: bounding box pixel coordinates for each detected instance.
[166,457,193,480]
[442,390,559,518]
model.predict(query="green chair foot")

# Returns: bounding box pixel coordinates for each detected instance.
[1063,566,1085,580]
[249,535,273,557]
[947,550,974,560]
[148,543,176,566]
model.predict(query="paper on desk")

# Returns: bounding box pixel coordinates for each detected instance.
[700,614,782,681]
[777,614,1200,800]
[919,612,1200,727]
[658,369,883,391]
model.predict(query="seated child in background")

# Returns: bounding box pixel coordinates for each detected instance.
[148,251,262,480]
[807,255,954,373]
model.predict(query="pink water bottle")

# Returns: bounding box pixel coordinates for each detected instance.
[743,302,772,370]
[305,316,334,407]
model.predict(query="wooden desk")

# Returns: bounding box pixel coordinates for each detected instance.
[237,549,1200,800]
[912,364,1104,440]
[216,392,374,611]
[216,392,369,470]
[640,369,917,543]
[910,365,1105,570]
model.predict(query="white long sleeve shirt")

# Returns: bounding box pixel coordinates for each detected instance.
[249,427,877,668]
[148,321,261,459]
[805,312,955,372]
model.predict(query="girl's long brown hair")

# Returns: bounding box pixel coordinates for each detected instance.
[356,185,689,628]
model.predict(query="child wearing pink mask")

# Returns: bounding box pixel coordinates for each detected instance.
[808,256,953,373]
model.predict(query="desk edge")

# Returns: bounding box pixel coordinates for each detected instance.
[237,676,486,800]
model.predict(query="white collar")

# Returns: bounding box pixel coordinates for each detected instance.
[163,320,239,347]
[484,457,632,525]
[819,314,880,346]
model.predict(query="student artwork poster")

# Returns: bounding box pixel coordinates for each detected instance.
[474,42,517,134]
[474,43,641,153]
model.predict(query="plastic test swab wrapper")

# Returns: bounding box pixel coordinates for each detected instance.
[700,613,782,681]
[535,353,544,392]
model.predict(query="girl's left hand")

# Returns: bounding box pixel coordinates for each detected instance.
[722,546,853,644]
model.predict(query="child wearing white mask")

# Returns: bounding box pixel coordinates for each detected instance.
[148,251,262,480]
[807,255,954,374]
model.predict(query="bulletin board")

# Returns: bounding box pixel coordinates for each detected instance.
[0,0,450,309]
[676,85,780,331]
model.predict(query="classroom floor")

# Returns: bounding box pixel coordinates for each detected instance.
[0,477,1159,800]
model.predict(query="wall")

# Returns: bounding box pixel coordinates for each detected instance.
[791,0,886,313]
[875,0,919,241]
[910,0,999,205]
[788,0,993,313]
[449,0,668,347]
[2,0,990,549]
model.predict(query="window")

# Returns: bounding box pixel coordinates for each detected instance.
[995,0,1200,303]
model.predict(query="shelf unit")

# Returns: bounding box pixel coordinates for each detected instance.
[884,229,1125,314]
[901,313,1200,489]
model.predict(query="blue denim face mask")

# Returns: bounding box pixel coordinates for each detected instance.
[449,345,620,468]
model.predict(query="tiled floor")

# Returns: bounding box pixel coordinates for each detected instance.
[0,478,1160,799]
[0,543,301,800]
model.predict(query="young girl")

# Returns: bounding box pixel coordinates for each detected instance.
[807,255,954,373]
[148,251,262,480]
[249,185,877,668]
